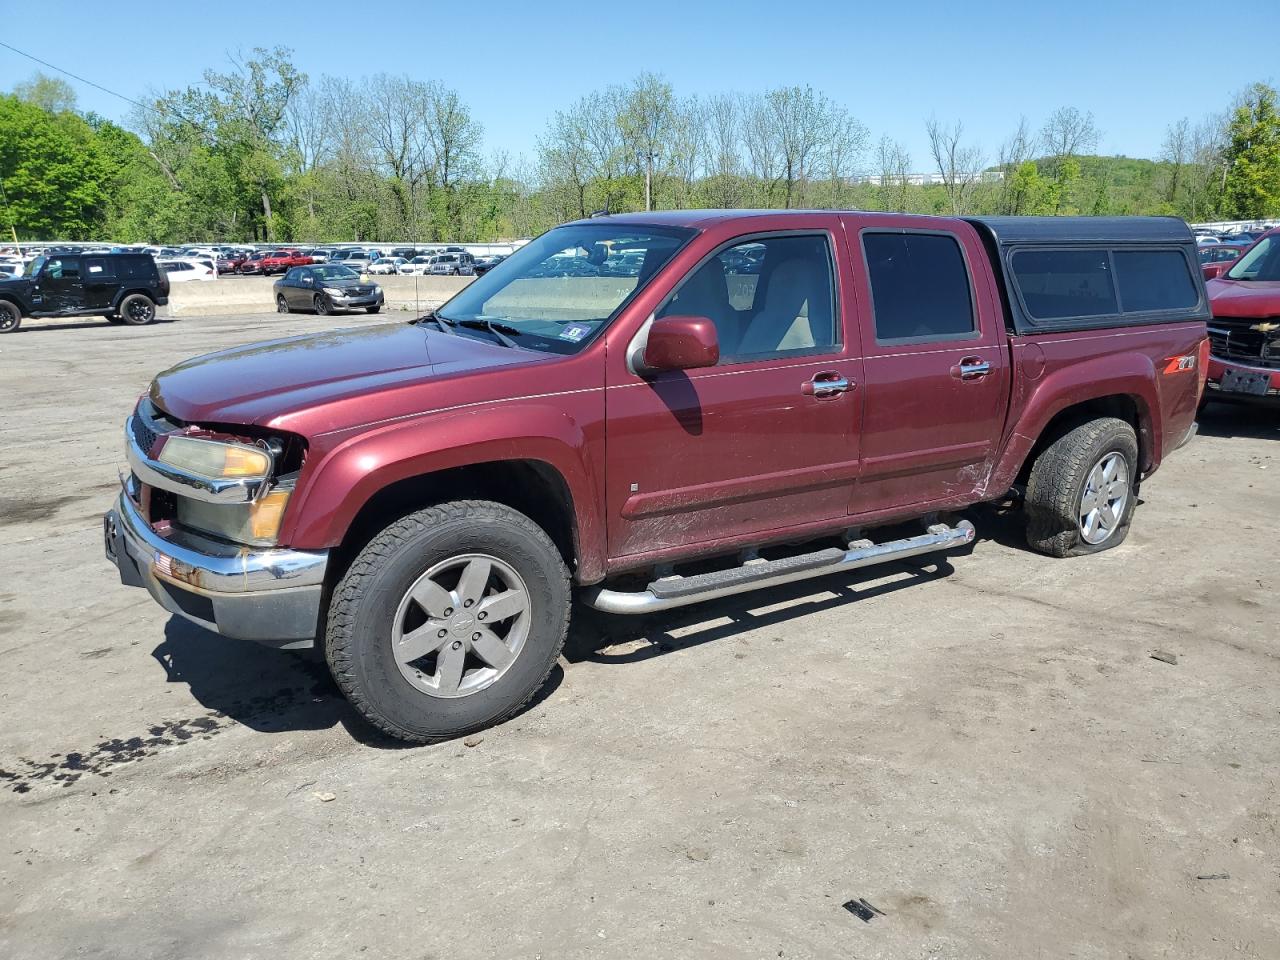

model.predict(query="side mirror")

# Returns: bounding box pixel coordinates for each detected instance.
[643,315,719,372]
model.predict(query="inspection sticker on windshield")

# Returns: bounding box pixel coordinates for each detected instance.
[559,323,591,342]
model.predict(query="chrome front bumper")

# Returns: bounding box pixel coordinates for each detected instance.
[104,492,328,649]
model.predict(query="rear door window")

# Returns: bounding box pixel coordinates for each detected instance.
[83,257,115,278]
[1010,249,1119,320]
[1112,250,1199,312]
[862,232,976,342]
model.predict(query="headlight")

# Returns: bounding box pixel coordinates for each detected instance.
[371,284,381,294]
[176,487,292,546]
[157,436,271,481]
[323,286,347,297]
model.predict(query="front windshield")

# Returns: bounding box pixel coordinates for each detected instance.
[313,265,359,281]
[23,255,45,278]
[436,223,693,354]
[1225,236,1279,281]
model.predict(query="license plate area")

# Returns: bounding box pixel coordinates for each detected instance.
[1219,368,1271,396]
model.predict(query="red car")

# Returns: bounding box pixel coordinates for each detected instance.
[237,252,268,275]
[106,211,1207,742]
[1204,227,1280,405]
[1198,243,1246,281]
[259,249,312,275]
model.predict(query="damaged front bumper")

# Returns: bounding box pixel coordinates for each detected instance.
[104,492,327,649]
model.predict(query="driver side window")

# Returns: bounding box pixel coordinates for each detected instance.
[657,234,839,364]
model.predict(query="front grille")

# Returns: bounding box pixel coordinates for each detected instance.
[129,397,182,455]
[1208,318,1280,370]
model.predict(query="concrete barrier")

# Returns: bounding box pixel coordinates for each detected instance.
[166,275,474,317]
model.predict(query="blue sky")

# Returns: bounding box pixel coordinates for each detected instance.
[2,0,1276,171]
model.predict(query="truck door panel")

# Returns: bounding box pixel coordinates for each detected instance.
[605,228,864,559]
[845,220,1009,513]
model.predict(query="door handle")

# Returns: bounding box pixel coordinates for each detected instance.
[802,373,852,398]
[951,358,991,381]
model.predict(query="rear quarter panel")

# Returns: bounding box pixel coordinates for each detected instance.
[994,322,1205,492]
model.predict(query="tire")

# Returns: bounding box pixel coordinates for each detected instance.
[118,293,156,326]
[276,295,291,314]
[1025,417,1139,557]
[366,305,381,314]
[0,300,21,333]
[325,500,571,743]
[314,294,331,316]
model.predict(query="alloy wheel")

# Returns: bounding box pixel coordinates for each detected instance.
[1079,452,1129,545]
[390,553,531,699]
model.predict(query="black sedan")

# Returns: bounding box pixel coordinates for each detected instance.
[273,264,385,315]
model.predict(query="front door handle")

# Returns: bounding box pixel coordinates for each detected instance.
[951,358,991,381]
[802,373,852,398]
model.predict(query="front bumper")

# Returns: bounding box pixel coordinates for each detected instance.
[330,290,384,309]
[104,492,328,649]
[1206,356,1280,404]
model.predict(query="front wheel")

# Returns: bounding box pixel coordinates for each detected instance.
[1025,417,1139,557]
[325,500,571,743]
[0,300,21,333]
[118,293,156,326]
[366,304,381,314]
[314,294,332,316]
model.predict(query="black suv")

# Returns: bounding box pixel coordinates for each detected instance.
[0,252,170,333]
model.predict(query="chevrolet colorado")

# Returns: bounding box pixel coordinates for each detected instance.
[105,211,1209,742]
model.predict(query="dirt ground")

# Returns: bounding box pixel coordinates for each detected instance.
[1,311,1278,960]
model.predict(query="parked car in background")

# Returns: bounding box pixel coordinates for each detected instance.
[398,255,432,275]
[238,252,269,275]
[216,253,248,274]
[159,259,216,282]
[424,252,474,276]
[260,250,313,276]
[0,251,169,331]
[105,211,1207,742]
[302,249,330,264]
[328,249,374,272]
[472,254,506,276]
[273,264,384,315]
[1204,227,1280,406]
[367,257,407,275]
[1198,243,1246,280]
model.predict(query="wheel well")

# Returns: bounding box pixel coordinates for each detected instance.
[1016,394,1146,486]
[329,459,579,584]
[0,296,25,316]
[115,288,156,306]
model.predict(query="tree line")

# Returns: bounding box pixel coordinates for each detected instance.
[1,48,1278,244]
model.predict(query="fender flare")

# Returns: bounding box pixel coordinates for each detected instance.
[990,350,1161,493]
[282,401,607,579]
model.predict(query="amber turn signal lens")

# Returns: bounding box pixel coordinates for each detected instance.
[249,489,291,542]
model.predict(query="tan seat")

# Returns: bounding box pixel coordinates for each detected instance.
[736,257,832,357]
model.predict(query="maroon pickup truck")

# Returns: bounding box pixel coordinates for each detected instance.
[105,211,1209,742]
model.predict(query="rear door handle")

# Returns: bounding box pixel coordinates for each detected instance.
[802,373,852,398]
[951,358,991,381]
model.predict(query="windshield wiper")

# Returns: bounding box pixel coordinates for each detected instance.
[455,318,522,349]
[412,310,458,335]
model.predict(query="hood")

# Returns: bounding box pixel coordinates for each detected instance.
[150,322,554,434]
[1207,278,1280,317]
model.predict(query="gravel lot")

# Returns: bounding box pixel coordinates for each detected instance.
[1,312,1278,959]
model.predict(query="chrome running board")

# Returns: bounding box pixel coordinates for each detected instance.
[583,520,976,615]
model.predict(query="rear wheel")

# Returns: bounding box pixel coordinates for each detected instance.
[0,300,21,333]
[276,295,290,314]
[325,500,570,743]
[1025,417,1139,557]
[118,294,156,326]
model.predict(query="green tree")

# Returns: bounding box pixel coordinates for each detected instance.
[1221,83,1280,219]
[0,95,110,239]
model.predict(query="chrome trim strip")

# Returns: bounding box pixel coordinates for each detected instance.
[112,492,327,595]
[125,422,270,504]
[583,520,976,614]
